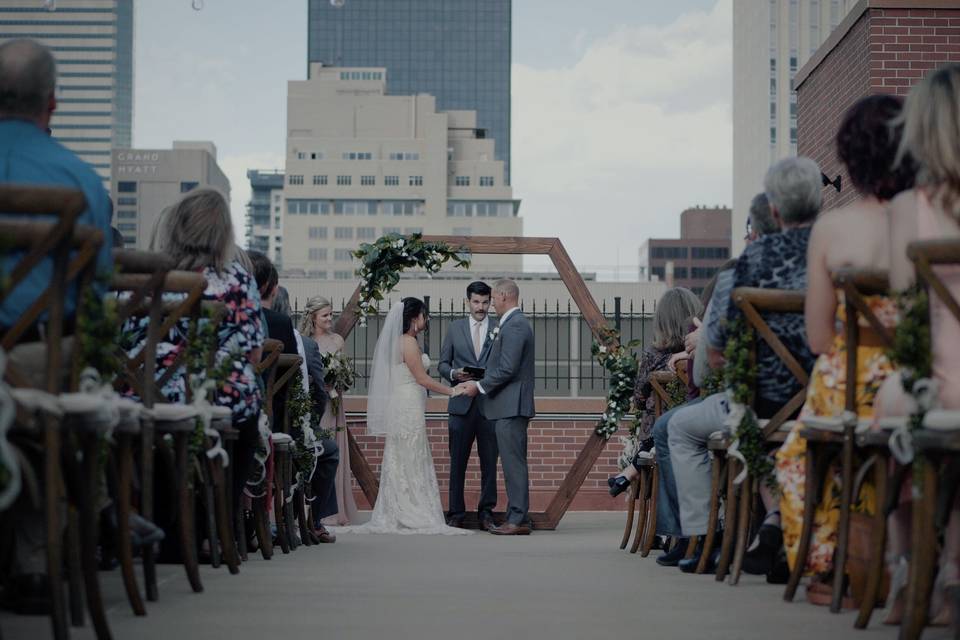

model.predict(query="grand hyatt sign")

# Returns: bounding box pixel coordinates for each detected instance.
[114,151,163,176]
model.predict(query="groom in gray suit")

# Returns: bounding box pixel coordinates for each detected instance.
[459,279,536,535]
[438,281,499,531]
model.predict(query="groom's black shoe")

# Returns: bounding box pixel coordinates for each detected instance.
[446,514,466,528]
[490,523,530,536]
[478,512,496,532]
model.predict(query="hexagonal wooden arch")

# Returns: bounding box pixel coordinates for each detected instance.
[334,236,615,530]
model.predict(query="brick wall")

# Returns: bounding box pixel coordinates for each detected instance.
[346,415,628,512]
[796,3,960,212]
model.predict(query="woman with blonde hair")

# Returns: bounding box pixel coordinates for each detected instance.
[877,62,960,627]
[300,294,359,526]
[122,188,264,521]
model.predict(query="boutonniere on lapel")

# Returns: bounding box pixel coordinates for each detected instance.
[488,327,500,341]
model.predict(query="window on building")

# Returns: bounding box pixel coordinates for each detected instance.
[651,246,689,260]
[310,152,323,160]
[691,247,730,260]
[335,227,353,239]
[308,270,327,279]
[117,196,136,205]
[308,248,327,261]
[452,227,472,235]
[334,270,353,280]
[770,78,776,94]
[674,267,689,279]
[790,127,798,144]
[337,175,351,186]
[361,175,375,186]
[479,176,495,187]
[296,152,306,160]
[274,216,280,229]
[770,127,777,144]
[770,57,776,72]
[122,235,135,246]
[357,227,376,240]
[116,209,136,219]
[770,102,776,119]
[691,266,719,279]
[117,181,136,193]
[650,266,666,280]
[308,226,327,239]
[334,248,354,261]
[384,175,399,186]
[117,222,136,232]
[455,176,470,187]
[289,175,304,185]
[388,152,420,161]
[312,175,327,185]
[409,176,423,186]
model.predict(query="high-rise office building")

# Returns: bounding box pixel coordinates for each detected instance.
[275,65,520,280]
[0,0,134,184]
[246,169,286,265]
[307,0,511,183]
[732,0,857,254]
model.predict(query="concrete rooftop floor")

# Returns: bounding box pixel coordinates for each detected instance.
[2,512,954,640]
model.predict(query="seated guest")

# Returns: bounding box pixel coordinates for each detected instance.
[0,38,114,611]
[607,286,702,491]
[666,157,820,572]
[651,193,780,566]
[247,251,338,543]
[773,95,915,597]
[879,62,960,626]
[121,189,264,524]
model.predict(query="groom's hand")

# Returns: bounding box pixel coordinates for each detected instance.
[452,368,472,382]
[457,381,480,397]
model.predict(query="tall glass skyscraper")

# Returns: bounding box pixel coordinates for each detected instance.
[307,0,512,183]
[0,0,134,183]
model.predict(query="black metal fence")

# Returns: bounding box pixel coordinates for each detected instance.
[293,297,656,397]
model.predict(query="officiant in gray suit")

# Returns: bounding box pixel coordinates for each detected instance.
[438,281,499,531]
[459,279,536,536]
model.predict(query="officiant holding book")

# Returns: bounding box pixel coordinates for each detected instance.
[438,281,499,530]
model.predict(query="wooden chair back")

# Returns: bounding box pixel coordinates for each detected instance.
[256,339,283,420]
[830,268,894,414]
[731,287,808,438]
[650,359,689,419]
[110,251,206,406]
[273,353,304,434]
[0,185,103,392]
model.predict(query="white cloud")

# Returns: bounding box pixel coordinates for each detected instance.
[512,0,732,276]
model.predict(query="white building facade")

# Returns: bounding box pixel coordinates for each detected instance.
[732,0,858,254]
[111,141,230,250]
[278,65,522,281]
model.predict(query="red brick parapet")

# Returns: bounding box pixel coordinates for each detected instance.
[341,396,629,512]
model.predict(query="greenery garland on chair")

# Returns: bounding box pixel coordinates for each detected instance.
[722,317,774,485]
[887,286,932,473]
[592,326,640,440]
[284,371,318,486]
[352,233,471,324]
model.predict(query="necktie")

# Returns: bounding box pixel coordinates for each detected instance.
[473,321,483,359]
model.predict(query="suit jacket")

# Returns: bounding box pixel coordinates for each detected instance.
[478,309,535,421]
[263,308,298,430]
[300,334,328,423]
[438,317,493,416]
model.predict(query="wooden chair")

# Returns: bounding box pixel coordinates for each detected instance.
[621,363,692,557]
[268,352,303,554]
[249,338,282,559]
[712,287,808,585]
[111,264,209,595]
[784,269,892,611]
[0,185,104,640]
[897,238,960,640]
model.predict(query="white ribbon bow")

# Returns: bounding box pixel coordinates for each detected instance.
[0,349,23,511]
[189,376,229,468]
[723,391,750,486]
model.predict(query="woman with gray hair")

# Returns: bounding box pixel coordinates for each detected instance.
[121,188,265,523]
[300,295,358,526]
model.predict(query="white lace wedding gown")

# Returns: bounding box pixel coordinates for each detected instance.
[336,356,470,536]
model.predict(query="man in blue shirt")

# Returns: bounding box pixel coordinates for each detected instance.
[0,38,113,614]
[0,38,113,331]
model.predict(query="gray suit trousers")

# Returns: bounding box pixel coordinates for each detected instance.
[495,416,530,525]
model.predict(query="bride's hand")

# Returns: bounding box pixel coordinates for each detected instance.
[448,386,462,398]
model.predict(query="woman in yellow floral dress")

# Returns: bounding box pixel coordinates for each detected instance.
[773,95,916,595]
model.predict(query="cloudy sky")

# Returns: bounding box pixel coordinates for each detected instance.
[133,0,731,278]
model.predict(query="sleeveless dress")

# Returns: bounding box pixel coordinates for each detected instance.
[775,294,897,574]
[317,338,359,526]
[335,357,470,535]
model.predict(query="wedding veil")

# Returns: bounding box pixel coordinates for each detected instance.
[366,301,404,436]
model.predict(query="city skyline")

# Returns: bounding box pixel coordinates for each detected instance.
[128,0,723,279]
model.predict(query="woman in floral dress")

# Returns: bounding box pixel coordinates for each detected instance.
[299,295,359,525]
[122,188,265,519]
[773,96,915,599]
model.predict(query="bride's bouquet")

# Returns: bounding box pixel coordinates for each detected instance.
[319,351,356,424]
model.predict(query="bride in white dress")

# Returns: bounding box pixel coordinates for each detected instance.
[340,298,471,535]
